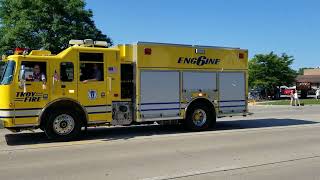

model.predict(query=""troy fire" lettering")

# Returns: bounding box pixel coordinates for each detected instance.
[16,92,41,102]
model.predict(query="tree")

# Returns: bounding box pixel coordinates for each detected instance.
[249,52,297,97]
[0,0,112,54]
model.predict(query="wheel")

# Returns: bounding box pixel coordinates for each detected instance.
[44,109,82,140]
[185,103,215,131]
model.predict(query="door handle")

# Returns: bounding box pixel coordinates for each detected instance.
[61,85,66,88]
[25,83,31,86]
[108,77,112,92]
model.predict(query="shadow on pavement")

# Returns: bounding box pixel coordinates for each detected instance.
[4,118,318,146]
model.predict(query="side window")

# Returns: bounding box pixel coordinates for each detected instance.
[21,61,46,82]
[79,53,104,82]
[60,62,74,82]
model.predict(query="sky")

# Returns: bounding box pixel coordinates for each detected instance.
[86,0,320,70]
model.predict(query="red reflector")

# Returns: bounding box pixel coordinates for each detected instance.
[144,48,152,55]
[239,53,244,59]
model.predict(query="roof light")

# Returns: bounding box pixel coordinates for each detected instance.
[84,39,94,46]
[69,40,84,45]
[195,48,205,54]
[95,41,108,47]
[69,39,108,47]
[14,48,29,55]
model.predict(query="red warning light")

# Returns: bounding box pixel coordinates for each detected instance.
[14,48,29,55]
[144,48,152,55]
[239,53,244,59]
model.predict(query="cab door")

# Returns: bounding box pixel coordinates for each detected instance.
[51,60,77,101]
[77,52,108,123]
[14,61,50,125]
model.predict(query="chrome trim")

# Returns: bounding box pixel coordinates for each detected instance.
[183,97,216,119]
[132,62,137,123]
[0,109,41,117]
[192,109,207,127]
[38,98,89,126]
[138,116,183,122]
[85,106,111,113]
[133,43,138,62]
[52,114,75,135]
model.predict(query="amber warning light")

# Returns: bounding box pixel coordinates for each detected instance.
[144,48,152,55]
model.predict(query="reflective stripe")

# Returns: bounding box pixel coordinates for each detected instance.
[219,100,245,102]
[219,105,246,108]
[0,109,41,118]
[140,102,180,105]
[141,103,180,111]
[141,108,180,112]
[0,105,114,118]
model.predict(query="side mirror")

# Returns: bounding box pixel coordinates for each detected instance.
[19,65,26,92]
[19,65,26,81]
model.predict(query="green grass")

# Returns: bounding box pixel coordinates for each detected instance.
[259,99,320,105]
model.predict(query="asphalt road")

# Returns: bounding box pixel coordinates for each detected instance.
[0,105,320,180]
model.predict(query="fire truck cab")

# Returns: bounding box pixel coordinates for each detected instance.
[0,40,248,140]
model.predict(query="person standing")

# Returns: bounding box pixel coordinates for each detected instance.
[290,90,294,106]
[293,90,300,106]
[315,88,320,100]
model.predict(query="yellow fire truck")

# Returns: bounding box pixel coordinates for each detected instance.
[0,40,248,140]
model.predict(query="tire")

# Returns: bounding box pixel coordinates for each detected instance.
[44,109,82,141]
[185,103,215,131]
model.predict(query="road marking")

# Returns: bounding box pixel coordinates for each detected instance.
[142,155,320,180]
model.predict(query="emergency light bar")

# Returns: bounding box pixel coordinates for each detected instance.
[69,39,108,47]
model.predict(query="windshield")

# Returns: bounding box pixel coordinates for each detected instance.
[0,60,16,85]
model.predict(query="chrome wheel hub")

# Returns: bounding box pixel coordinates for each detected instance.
[53,114,75,135]
[192,109,207,127]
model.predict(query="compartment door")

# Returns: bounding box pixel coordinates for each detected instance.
[139,71,180,121]
[219,72,246,114]
[182,72,217,101]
